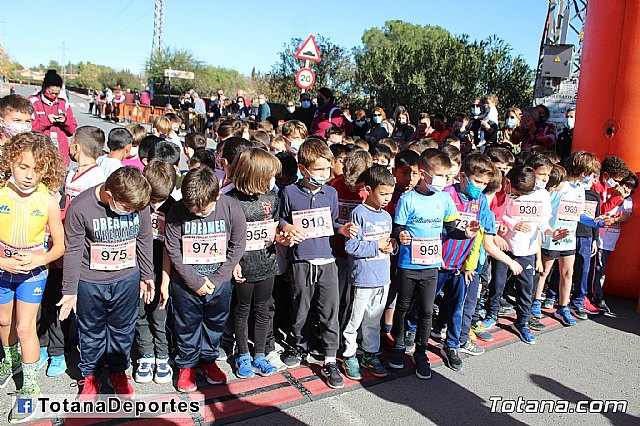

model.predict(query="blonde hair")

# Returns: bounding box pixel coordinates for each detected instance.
[298,138,333,168]
[125,123,146,147]
[282,120,308,139]
[153,115,172,135]
[231,148,281,195]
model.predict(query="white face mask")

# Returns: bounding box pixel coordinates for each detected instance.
[129,146,139,157]
[8,175,38,194]
[534,179,546,191]
[287,107,295,113]
[605,177,618,188]
[426,175,448,192]
[109,200,132,216]
[566,117,575,129]
[289,139,304,154]
[372,116,382,124]
[259,99,266,105]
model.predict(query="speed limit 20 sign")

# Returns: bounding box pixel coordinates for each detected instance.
[295,67,316,90]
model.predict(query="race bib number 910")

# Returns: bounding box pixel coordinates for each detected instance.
[292,207,333,239]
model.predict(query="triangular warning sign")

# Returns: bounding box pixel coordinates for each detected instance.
[554,55,561,62]
[295,35,322,63]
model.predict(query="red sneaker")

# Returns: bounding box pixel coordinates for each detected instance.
[177,368,197,392]
[108,371,135,398]
[583,298,600,314]
[199,362,227,385]
[78,375,101,402]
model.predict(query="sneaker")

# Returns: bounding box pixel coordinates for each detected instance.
[468,329,477,341]
[498,305,516,317]
[440,345,463,371]
[177,368,197,392]
[570,305,588,320]
[528,317,547,331]
[542,298,555,309]
[217,346,230,362]
[477,307,487,319]
[342,357,362,380]
[47,354,67,377]
[471,322,494,342]
[554,306,577,326]
[37,347,48,370]
[0,360,22,389]
[235,353,255,379]
[78,375,101,402]
[281,346,307,368]
[511,323,536,345]
[9,385,40,424]
[154,356,173,384]
[308,347,323,358]
[594,298,610,313]
[361,353,387,378]
[388,348,405,369]
[134,355,155,383]
[481,316,497,331]
[253,356,278,377]
[583,298,600,314]
[321,362,344,389]
[404,331,416,355]
[413,350,431,380]
[531,300,543,319]
[380,332,394,350]
[459,340,484,356]
[200,362,227,385]
[108,371,135,399]
[430,326,446,341]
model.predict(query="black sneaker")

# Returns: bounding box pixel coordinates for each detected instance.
[594,299,610,313]
[281,346,307,368]
[440,345,463,371]
[528,317,547,331]
[404,331,416,355]
[388,348,405,369]
[321,363,344,389]
[413,350,431,380]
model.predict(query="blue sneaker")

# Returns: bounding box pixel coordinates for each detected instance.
[252,356,277,377]
[38,347,48,370]
[154,356,173,384]
[554,306,577,326]
[511,323,536,345]
[47,355,66,377]
[342,356,362,380]
[481,316,497,330]
[134,355,155,383]
[235,353,255,379]
[531,300,543,319]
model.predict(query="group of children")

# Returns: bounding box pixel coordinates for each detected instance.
[0,92,636,423]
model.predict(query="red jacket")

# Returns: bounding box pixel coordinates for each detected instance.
[311,103,353,137]
[592,179,624,213]
[29,93,78,166]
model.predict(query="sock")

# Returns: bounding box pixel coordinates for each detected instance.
[255,353,265,360]
[2,343,20,366]
[324,356,336,364]
[384,324,392,333]
[21,362,40,393]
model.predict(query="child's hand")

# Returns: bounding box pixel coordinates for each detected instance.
[493,235,509,251]
[339,222,359,239]
[535,258,544,273]
[465,220,481,238]
[140,279,155,304]
[591,240,598,257]
[390,238,398,252]
[15,252,45,270]
[159,281,170,310]
[514,221,532,233]
[282,224,306,244]
[196,278,215,296]
[602,215,618,227]
[460,268,474,285]
[57,295,77,321]
[378,237,393,254]
[399,230,411,245]
[0,257,31,274]
[550,228,569,241]
[508,260,523,275]
[233,264,246,283]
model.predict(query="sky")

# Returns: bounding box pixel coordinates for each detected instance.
[1,0,550,76]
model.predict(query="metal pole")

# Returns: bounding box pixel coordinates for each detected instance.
[301,59,310,94]
[167,77,171,104]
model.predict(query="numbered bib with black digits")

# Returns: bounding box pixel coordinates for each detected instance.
[0,240,44,259]
[363,231,391,261]
[456,211,477,231]
[151,211,166,242]
[292,207,333,239]
[337,200,361,224]
[512,200,543,222]
[90,239,136,270]
[557,199,583,221]
[65,185,82,208]
[583,201,598,219]
[410,237,442,265]
[245,220,277,251]
[182,233,227,264]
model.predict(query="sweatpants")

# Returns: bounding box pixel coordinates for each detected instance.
[76,272,140,377]
[234,276,275,356]
[459,274,481,345]
[436,270,469,349]
[290,261,340,358]
[135,279,168,358]
[171,280,232,369]
[488,254,535,326]
[592,248,612,299]
[391,268,438,351]
[570,236,592,308]
[38,268,77,357]
[343,285,389,358]
[335,256,354,353]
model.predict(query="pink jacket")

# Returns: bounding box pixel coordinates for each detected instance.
[29,93,78,166]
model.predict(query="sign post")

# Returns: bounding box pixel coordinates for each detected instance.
[294,35,322,93]
[164,68,195,104]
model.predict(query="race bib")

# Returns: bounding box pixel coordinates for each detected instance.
[410,237,442,265]
[182,233,227,264]
[557,199,583,221]
[0,240,44,259]
[337,200,361,224]
[456,211,477,231]
[364,231,391,261]
[292,207,333,239]
[245,220,277,251]
[583,201,597,219]
[512,200,543,222]
[151,211,166,242]
[65,185,82,207]
[90,239,136,270]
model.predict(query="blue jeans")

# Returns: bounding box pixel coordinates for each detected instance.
[571,237,592,308]
[437,269,468,349]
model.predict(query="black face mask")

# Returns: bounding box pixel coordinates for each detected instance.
[317,98,327,107]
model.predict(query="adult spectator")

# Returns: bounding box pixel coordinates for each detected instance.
[102,86,114,118]
[391,110,415,145]
[351,109,369,140]
[364,107,391,144]
[124,88,135,104]
[28,69,78,165]
[497,107,523,153]
[257,93,271,122]
[139,86,152,106]
[513,108,537,152]
[111,86,125,122]
[556,108,575,160]
[235,96,249,119]
[193,92,207,134]
[292,92,315,131]
[284,100,296,121]
[310,87,352,137]
[532,104,557,151]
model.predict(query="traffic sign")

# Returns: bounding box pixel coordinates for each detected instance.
[295,68,316,90]
[295,35,321,63]
[164,69,195,79]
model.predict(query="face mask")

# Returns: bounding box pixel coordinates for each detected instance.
[605,177,618,188]
[289,139,304,154]
[506,191,519,199]
[69,150,77,163]
[356,119,366,127]
[317,98,326,107]
[372,116,382,124]
[130,146,138,157]
[1,119,32,137]
[506,117,517,129]
[270,177,276,190]
[464,177,483,200]
[109,200,131,216]
[566,117,575,129]
[258,99,265,105]
[210,97,216,102]
[472,106,481,116]
[8,175,38,194]
[43,91,57,101]
[194,203,215,218]
[534,179,546,191]
[305,167,329,187]
[287,107,295,113]
[424,171,447,192]
[238,102,244,108]
[301,101,311,108]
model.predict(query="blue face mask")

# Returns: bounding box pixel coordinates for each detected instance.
[301,101,311,108]
[506,117,517,129]
[465,176,483,200]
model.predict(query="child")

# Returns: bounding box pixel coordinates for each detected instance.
[342,166,396,380]
[325,126,344,145]
[148,140,182,200]
[58,167,154,401]
[592,156,630,215]
[279,139,357,389]
[97,128,132,177]
[134,161,177,384]
[525,153,553,191]
[138,135,163,167]
[281,120,307,155]
[390,149,479,379]
[370,144,393,167]
[164,166,246,392]
[188,149,217,171]
[391,150,421,209]
[122,123,146,170]
[485,147,514,176]
[442,145,461,185]
[0,94,34,151]
[183,132,207,160]
[0,132,65,423]
[250,130,271,150]
[228,148,282,378]
[329,143,351,183]
[478,94,499,126]
[269,135,288,155]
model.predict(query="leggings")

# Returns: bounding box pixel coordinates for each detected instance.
[234,276,275,356]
